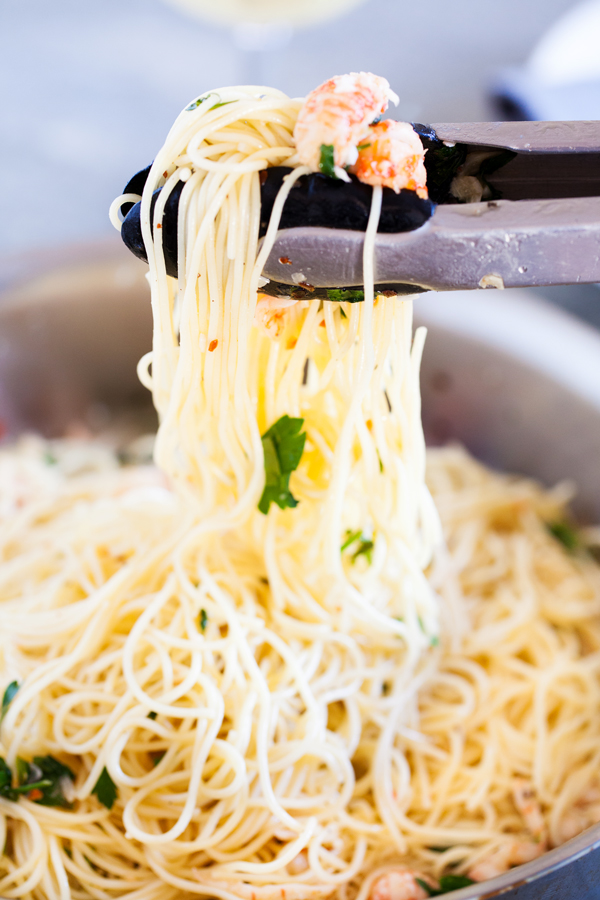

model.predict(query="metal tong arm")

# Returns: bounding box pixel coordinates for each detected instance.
[429,120,600,153]
[262,121,600,293]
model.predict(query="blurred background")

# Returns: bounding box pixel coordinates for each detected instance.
[0,0,599,316]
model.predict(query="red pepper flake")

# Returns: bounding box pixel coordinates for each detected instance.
[28,789,43,801]
[163,170,168,178]
[279,256,292,265]
[156,223,162,230]
[208,339,218,352]
[287,337,297,350]
[319,319,326,327]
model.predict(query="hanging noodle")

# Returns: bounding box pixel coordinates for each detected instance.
[2,82,600,900]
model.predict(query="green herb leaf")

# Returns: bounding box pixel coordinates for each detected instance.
[15,757,29,785]
[11,757,52,798]
[43,451,58,466]
[341,530,374,565]
[319,144,336,178]
[547,520,580,552]
[92,767,118,810]
[430,635,440,647]
[339,307,347,319]
[210,100,236,110]
[341,530,362,552]
[31,756,75,808]
[147,711,158,720]
[1,681,19,723]
[152,752,166,768]
[10,778,52,796]
[0,756,72,805]
[186,93,235,112]
[352,539,374,565]
[0,758,13,798]
[199,609,208,632]
[258,415,306,515]
[185,94,211,111]
[439,875,475,892]
[356,142,371,151]
[416,875,475,897]
[326,289,364,303]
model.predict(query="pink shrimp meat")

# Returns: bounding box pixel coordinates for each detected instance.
[350,119,428,197]
[294,72,398,178]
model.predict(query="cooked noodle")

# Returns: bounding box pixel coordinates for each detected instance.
[1,83,600,900]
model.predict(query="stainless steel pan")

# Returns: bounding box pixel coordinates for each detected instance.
[2,236,600,898]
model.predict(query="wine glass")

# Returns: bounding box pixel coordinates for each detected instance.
[163,0,368,85]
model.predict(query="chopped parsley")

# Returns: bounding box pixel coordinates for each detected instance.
[356,142,371,151]
[1,681,19,724]
[258,415,306,515]
[547,520,580,553]
[0,756,74,807]
[319,144,336,178]
[147,711,158,720]
[0,759,13,797]
[92,767,118,810]
[186,95,208,110]
[199,609,208,632]
[352,539,374,564]
[0,756,51,802]
[416,875,475,896]
[327,289,364,303]
[186,93,216,111]
[341,530,374,565]
[185,93,235,112]
[341,530,362,552]
[152,752,166,768]
[29,756,75,807]
[210,100,236,110]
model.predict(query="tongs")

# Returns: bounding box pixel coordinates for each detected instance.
[118,120,600,296]
[261,120,600,294]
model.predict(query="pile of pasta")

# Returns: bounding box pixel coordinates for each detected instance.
[2,437,600,900]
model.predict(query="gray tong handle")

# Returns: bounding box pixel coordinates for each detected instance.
[262,120,600,292]
[430,120,600,153]
[262,196,600,292]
